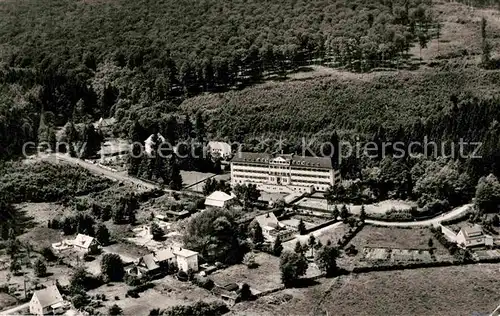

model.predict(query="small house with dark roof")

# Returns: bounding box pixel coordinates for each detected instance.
[133,253,161,278]
[29,285,68,316]
[73,234,100,254]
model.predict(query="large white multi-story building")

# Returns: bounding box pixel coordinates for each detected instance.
[230,152,340,193]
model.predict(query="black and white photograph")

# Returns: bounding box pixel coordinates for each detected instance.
[0,0,500,315]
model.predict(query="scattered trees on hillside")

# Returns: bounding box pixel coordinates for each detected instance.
[113,193,138,224]
[162,301,229,316]
[203,178,231,196]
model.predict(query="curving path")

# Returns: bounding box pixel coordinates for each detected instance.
[365,204,473,227]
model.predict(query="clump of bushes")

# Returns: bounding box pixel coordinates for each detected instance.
[192,275,214,290]
[367,208,414,222]
[126,282,155,298]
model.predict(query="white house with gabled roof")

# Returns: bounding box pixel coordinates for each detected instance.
[30,285,68,316]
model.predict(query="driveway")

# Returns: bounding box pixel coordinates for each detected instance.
[1,302,29,315]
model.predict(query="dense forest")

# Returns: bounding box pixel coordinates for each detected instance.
[0,0,435,160]
[0,0,499,216]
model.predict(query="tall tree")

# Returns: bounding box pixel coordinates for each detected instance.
[81,124,102,159]
[168,155,183,190]
[360,204,366,222]
[308,234,316,256]
[315,244,339,277]
[279,251,308,287]
[297,219,306,235]
[248,221,264,245]
[273,236,283,256]
[101,253,124,281]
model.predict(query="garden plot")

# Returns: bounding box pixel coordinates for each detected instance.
[363,248,390,261]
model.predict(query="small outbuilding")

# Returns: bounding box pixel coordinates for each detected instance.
[205,191,235,208]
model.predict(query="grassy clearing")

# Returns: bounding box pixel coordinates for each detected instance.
[234,263,500,316]
[410,0,500,63]
[16,202,73,226]
[210,252,283,293]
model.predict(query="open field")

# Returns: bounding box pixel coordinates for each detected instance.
[183,172,231,192]
[210,252,283,293]
[232,263,500,316]
[211,252,320,294]
[88,276,220,315]
[16,203,73,226]
[0,292,17,311]
[346,225,448,255]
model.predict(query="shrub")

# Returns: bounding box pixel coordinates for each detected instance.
[108,304,123,315]
[177,270,188,282]
[124,274,142,286]
[71,293,89,309]
[41,247,57,262]
[192,275,214,290]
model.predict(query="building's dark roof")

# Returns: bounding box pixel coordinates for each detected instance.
[140,254,160,271]
[231,152,333,169]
